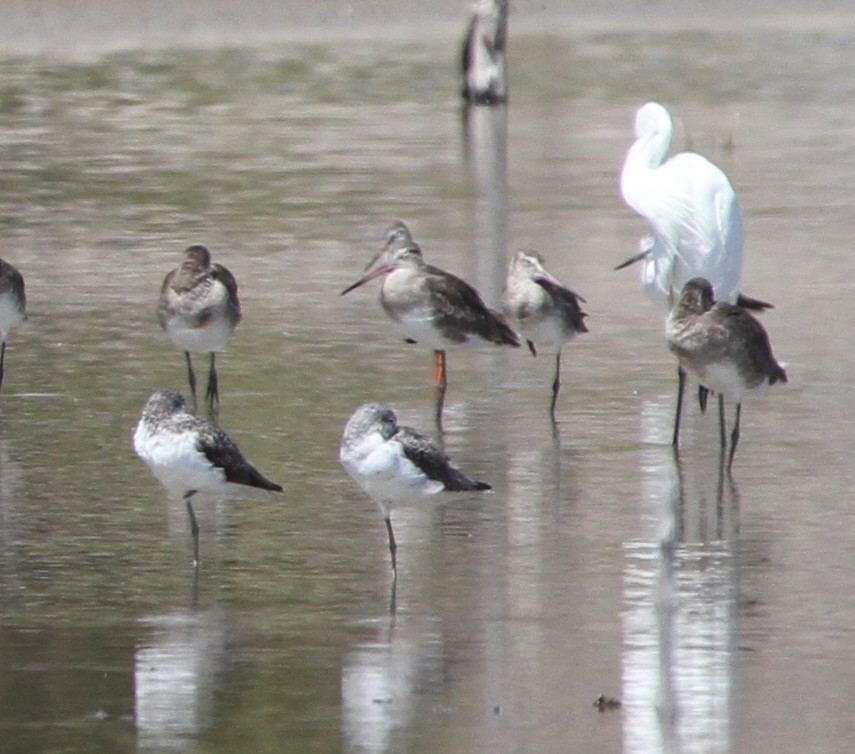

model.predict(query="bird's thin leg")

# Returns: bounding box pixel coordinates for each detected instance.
[698,385,709,413]
[549,350,561,418]
[205,353,220,421]
[389,578,397,616]
[433,350,447,430]
[716,446,726,538]
[727,403,742,472]
[184,493,200,567]
[384,515,398,576]
[672,366,686,448]
[0,341,6,396]
[718,394,727,449]
[184,352,198,412]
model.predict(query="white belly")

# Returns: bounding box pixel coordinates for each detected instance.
[0,293,25,341]
[692,361,769,404]
[341,431,444,516]
[134,423,227,497]
[163,316,235,354]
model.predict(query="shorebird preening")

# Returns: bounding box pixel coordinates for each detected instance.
[340,402,491,576]
[461,0,509,105]
[341,222,520,428]
[0,259,26,397]
[158,245,241,420]
[617,101,771,435]
[133,389,282,565]
[667,278,787,470]
[504,250,588,417]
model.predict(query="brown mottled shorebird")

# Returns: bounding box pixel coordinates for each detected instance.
[0,259,26,396]
[339,402,490,576]
[158,245,241,419]
[667,278,787,470]
[341,222,520,428]
[133,389,282,566]
[504,250,588,417]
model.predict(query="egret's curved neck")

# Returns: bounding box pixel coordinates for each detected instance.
[626,124,671,172]
[620,123,672,210]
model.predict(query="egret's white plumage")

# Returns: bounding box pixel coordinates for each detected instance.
[620,101,743,310]
[340,402,490,574]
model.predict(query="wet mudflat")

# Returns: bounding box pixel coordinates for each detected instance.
[0,8,854,753]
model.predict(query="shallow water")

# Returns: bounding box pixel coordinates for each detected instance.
[0,8,854,754]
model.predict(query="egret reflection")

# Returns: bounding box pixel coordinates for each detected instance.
[622,449,739,753]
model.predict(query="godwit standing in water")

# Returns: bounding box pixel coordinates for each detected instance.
[617,101,771,442]
[504,250,588,417]
[340,402,490,576]
[133,389,282,565]
[461,0,509,105]
[667,278,786,470]
[341,222,520,428]
[0,259,26,396]
[158,245,241,420]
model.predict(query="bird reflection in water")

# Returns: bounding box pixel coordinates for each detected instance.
[341,608,447,754]
[134,607,227,751]
[622,448,740,754]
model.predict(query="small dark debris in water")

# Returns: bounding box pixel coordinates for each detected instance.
[593,694,621,712]
[372,696,394,705]
[492,704,503,716]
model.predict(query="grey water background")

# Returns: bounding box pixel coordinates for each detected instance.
[1,2,855,752]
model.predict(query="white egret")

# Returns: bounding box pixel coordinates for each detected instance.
[618,101,771,445]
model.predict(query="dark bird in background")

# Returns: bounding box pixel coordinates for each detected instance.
[461,0,509,105]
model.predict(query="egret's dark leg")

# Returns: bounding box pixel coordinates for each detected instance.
[672,366,687,448]
[205,352,219,419]
[184,492,200,567]
[718,394,727,449]
[0,341,6,395]
[384,515,398,576]
[727,403,742,472]
[549,350,562,418]
[184,352,198,412]
[433,349,447,431]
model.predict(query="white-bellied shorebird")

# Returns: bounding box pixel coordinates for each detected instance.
[340,402,490,576]
[341,222,520,428]
[158,245,241,420]
[504,249,588,417]
[0,259,26,396]
[667,278,787,470]
[617,101,772,439]
[133,389,282,565]
[461,0,508,105]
